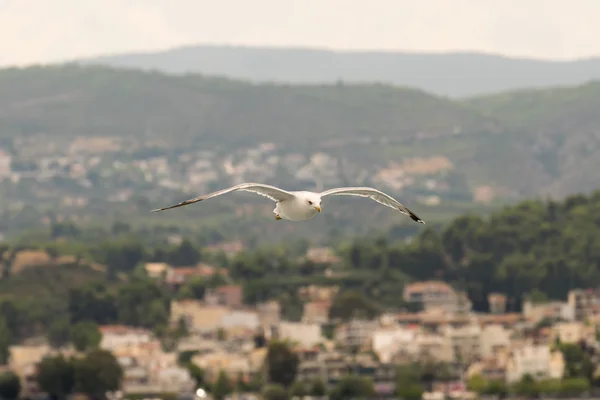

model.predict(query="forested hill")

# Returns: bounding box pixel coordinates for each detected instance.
[2,66,600,240]
[343,190,600,311]
[2,189,600,344]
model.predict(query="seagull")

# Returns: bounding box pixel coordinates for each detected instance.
[151,182,425,224]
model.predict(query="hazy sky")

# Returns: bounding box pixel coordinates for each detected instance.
[1,0,599,66]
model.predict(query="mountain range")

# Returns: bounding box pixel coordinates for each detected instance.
[79,44,600,98]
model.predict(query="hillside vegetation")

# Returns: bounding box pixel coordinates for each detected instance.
[464,81,600,197]
[2,190,600,342]
[0,65,500,149]
[1,66,600,239]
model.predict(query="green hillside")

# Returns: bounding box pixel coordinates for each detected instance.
[0,65,499,150]
[463,81,600,197]
[1,66,600,240]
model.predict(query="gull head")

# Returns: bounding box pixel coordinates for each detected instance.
[299,192,322,213]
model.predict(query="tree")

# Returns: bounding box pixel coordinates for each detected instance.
[396,364,426,400]
[45,245,59,260]
[36,355,75,400]
[328,290,381,321]
[68,284,119,325]
[212,370,233,400]
[560,377,590,396]
[485,380,508,397]
[310,378,327,397]
[0,371,21,400]
[290,381,308,397]
[537,379,562,395]
[179,276,208,299]
[47,316,71,349]
[559,343,593,379]
[0,317,11,364]
[186,363,206,388]
[245,372,264,393]
[98,239,145,277]
[512,374,539,397]
[115,279,170,328]
[168,240,201,267]
[262,383,289,400]
[266,340,299,387]
[70,321,102,352]
[74,349,123,398]
[330,375,375,400]
[178,350,198,366]
[467,374,488,393]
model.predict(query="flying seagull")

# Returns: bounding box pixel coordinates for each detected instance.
[151,182,425,224]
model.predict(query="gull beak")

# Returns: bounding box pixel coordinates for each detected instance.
[315,205,321,212]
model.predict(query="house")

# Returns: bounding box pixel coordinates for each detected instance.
[144,262,169,279]
[302,300,331,324]
[203,241,245,257]
[488,293,507,314]
[164,263,225,286]
[442,323,482,362]
[99,325,153,350]
[372,327,416,363]
[298,285,339,302]
[305,247,341,264]
[480,324,512,358]
[277,322,323,348]
[478,313,525,329]
[118,346,195,393]
[413,333,455,363]
[8,344,52,397]
[334,320,378,350]
[467,356,507,382]
[170,300,230,332]
[191,352,252,382]
[154,366,195,392]
[568,288,600,322]
[522,300,574,323]
[505,344,564,383]
[165,267,202,286]
[220,310,260,331]
[257,300,281,329]
[204,285,243,308]
[403,281,471,313]
[551,321,593,344]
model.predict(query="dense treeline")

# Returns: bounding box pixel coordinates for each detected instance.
[2,191,600,351]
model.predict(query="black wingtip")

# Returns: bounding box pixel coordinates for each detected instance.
[410,213,425,224]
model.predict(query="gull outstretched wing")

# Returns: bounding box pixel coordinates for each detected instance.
[151,183,296,212]
[320,186,425,224]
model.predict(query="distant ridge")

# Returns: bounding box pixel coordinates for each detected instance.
[77,44,600,98]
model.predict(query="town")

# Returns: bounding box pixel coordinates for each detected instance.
[3,251,599,399]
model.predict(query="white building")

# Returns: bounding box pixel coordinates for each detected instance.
[372,327,416,363]
[480,324,512,358]
[442,323,482,362]
[99,325,153,351]
[334,320,378,349]
[505,344,565,383]
[220,310,260,330]
[278,322,323,348]
[522,300,575,323]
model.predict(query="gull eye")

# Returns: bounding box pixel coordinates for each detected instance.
[308,200,313,205]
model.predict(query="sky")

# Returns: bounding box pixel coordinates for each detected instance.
[1,0,600,67]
